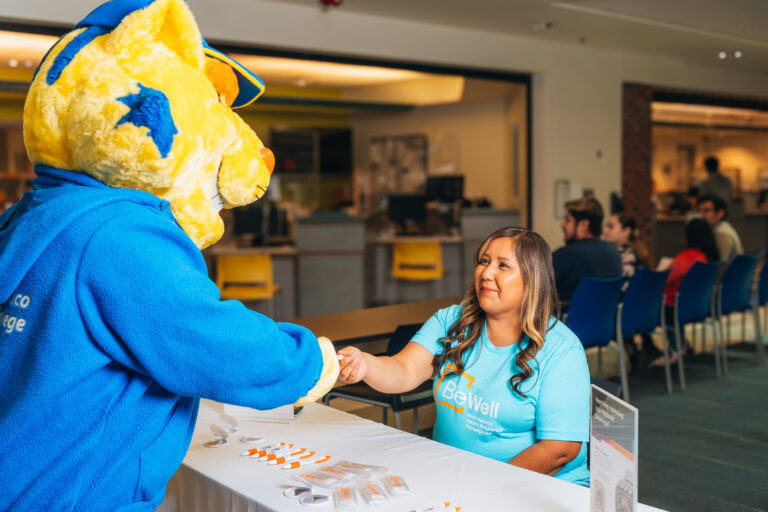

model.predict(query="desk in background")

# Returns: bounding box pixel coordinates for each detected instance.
[370,235,464,306]
[159,400,667,512]
[296,215,368,317]
[294,296,460,345]
[653,210,768,259]
[208,245,298,320]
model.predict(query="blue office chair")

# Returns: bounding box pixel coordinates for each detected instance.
[323,323,433,434]
[717,254,762,375]
[672,261,721,391]
[752,255,768,365]
[564,276,627,400]
[758,256,768,309]
[621,268,672,393]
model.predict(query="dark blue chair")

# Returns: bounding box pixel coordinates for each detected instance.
[323,323,433,433]
[758,256,768,309]
[672,261,721,391]
[565,276,627,400]
[718,254,763,375]
[621,268,672,393]
[752,255,768,365]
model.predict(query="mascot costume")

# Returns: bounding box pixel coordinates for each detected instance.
[0,0,339,509]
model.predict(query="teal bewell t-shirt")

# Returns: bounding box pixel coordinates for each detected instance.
[411,305,591,486]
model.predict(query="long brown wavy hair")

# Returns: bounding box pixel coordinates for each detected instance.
[432,227,560,397]
[614,212,652,267]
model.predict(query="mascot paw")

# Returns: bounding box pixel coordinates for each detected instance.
[295,336,339,407]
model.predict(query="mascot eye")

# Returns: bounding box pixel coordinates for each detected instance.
[204,58,239,108]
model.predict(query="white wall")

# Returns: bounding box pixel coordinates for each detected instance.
[6,0,768,247]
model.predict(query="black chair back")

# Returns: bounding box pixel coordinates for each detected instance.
[386,323,424,356]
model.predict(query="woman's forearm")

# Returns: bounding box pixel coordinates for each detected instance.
[507,440,581,476]
[361,353,423,393]
[337,342,433,392]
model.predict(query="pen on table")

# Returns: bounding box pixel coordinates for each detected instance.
[240,442,289,457]
[268,450,316,465]
[258,447,304,461]
[409,503,456,512]
[240,443,282,457]
[282,455,331,469]
[254,444,294,460]
[240,442,293,457]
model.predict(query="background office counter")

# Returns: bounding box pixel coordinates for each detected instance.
[653,210,768,259]
[208,245,298,319]
[370,235,464,306]
[210,208,521,319]
[295,214,368,317]
[370,208,520,306]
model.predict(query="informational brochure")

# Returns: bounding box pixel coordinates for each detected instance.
[590,385,638,512]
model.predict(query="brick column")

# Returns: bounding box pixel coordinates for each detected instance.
[622,83,653,260]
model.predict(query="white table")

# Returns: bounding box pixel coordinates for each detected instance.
[159,400,666,512]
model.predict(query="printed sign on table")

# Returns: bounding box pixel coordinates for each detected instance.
[590,385,638,512]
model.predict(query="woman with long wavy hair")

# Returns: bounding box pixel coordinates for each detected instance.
[338,227,591,486]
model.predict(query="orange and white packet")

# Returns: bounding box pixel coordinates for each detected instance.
[333,484,359,511]
[359,479,389,506]
[382,474,410,496]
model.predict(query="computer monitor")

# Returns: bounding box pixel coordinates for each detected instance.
[233,202,270,246]
[388,194,427,232]
[234,203,262,235]
[426,175,464,203]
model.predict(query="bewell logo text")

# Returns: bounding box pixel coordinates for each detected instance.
[436,364,499,418]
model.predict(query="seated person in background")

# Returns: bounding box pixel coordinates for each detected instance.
[685,186,700,217]
[603,212,653,373]
[338,227,591,486]
[696,194,743,264]
[603,212,650,280]
[654,218,720,366]
[552,198,623,303]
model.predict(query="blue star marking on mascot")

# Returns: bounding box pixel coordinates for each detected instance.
[116,83,178,158]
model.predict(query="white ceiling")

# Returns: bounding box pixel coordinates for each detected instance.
[4,0,768,103]
[235,55,426,87]
[266,0,768,74]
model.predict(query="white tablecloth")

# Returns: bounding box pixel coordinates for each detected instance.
[158,400,665,512]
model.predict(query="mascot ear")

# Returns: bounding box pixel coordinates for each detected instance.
[106,0,204,70]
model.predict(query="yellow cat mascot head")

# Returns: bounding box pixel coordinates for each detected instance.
[24,0,274,249]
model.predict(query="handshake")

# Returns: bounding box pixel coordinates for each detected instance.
[294,339,371,407]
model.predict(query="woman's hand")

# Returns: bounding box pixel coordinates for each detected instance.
[337,346,369,384]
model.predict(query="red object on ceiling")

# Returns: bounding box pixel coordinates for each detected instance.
[320,0,343,6]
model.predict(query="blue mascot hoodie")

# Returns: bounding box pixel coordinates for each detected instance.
[0,166,322,511]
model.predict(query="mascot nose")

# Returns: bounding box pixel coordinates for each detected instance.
[260,147,275,175]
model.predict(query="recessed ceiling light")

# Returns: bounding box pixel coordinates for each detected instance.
[24,59,33,68]
[734,50,742,59]
[294,78,307,87]
[9,58,18,67]
[718,51,727,59]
